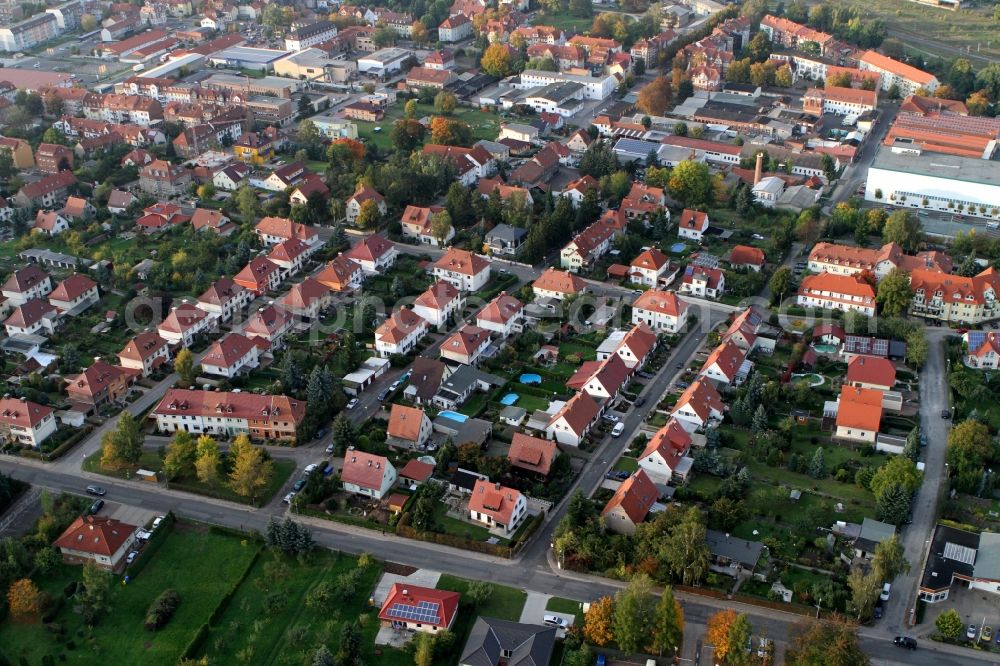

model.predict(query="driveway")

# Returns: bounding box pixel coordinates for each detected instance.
[371,568,442,606]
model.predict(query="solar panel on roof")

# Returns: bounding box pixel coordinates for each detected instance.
[967,331,986,350]
[943,541,976,565]
[388,601,441,624]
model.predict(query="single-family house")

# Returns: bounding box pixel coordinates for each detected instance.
[118,331,170,377]
[378,584,459,634]
[65,360,136,411]
[53,516,138,571]
[698,340,748,385]
[0,396,57,449]
[728,245,765,272]
[432,248,491,292]
[601,470,659,535]
[200,333,260,378]
[846,355,896,391]
[48,273,99,315]
[375,308,429,357]
[475,292,523,338]
[679,266,726,299]
[158,301,218,347]
[440,325,492,366]
[315,253,363,292]
[346,235,398,273]
[631,289,688,333]
[413,280,465,330]
[545,392,600,447]
[629,247,673,287]
[197,277,252,322]
[507,432,558,479]
[2,265,52,307]
[678,209,709,241]
[638,418,692,484]
[835,385,883,443]
[340,449,397,499]
[233,257,282,296]
[469,479,527,535]
[532,267,586,301]
[671,379,725,430]
[387,404,433,450]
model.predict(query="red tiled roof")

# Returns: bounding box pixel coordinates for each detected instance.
[631,247,669,271]
[846,355,896,388]
[153,388,305,425]
[280,278,330,310]
[679,209,708,231]
[533,267,586,295]
[547,392,599,435]
[399,458,434,482]
[2,265,49,294]
[640,417,691,469]
[119,330,167,362]
[5,298,56,329]
[859,50,936,86]
[415,280,461,311]
[602,469,658,525]
[376,308,426,344]
[672,378,724,423]
[255,216,318,243]
[378,583,460,629]
[49,273,96,303]
[433,247,490,277]
[476,291,522,325]
[53,515,137,556]
[198,277,245,306]
[469,479,523,527]
[441,325,490,358]
[700,340,746,381]
[729,245,764,267]
[632,289,686,317]
[836,385,883,432]
[0,396,53,429]
[66,360,134,398]
[159,302,211,334]
[202,333,255,369]
[346,235,394,263]
[508,432,557,476]
[341,449,392,490]
[387,404,427,442]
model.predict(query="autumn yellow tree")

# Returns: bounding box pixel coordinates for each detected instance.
[481,43,518,76]
[706,609,739,661]
[7,578,42,618]
[228,438,274,503]
[195,435,220,484]
[355,199,382,230]
[583,595,615,646]
[636,76,672,116]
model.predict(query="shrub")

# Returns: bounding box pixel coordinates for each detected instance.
[144,589,180,631]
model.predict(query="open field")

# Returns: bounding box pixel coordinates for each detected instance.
[351,102,503,151]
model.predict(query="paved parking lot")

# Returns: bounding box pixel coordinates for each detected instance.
[922,586,1000,646]
[107,502,159,529]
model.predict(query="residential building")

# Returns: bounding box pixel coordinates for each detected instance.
[796,272,877,316]
[560,218,616,272]
[233,257,282,296]
[35,143,74,174]
[545,392,600,447]
[475,292,523,338]
[0,13,60,53]
[601,470,659,535]
[403,358,450,406]
[699,341,748,386]
[118,331,171,377]
[803,86,878,116]
[835,386,883,443]
[315,254,363,292]
[398,459,434,490]
[678,209,709,241]
[566,354,631,404]
[232,131,274,165]
[243,305,294,351]
[387,404,433,450]
[53,516,138,571]
[158,301,218,347]
[375,308,429,357]
[629,248,673,287]
[401,204,453,246]
[284,20,338,51]
[201,333,260,378]
[413,280,464,330]
[0,136,35,169]
[671,379,725,430]
[909,268,1000,324]
[721,307,768,352]
[440,325,492,366]
[377,584,459,633]
[679,266,726,300]
[507,432,557,478]
[632,289,688,333]
[152,389,305,441]
[48,273,99,315]
[432,248,491,292]
[807,242,951,280]
[532,267,586,301]
[0,396,56,448]
[438,14,472,42]
[469,479,527,534]
[341,449,397,499]
[596,323,657,369]
[255,216,321,247]
[13,171,76,209]
[65,360,136,411]
[346,235,398,273]
[268,238,312,277]
[459,618,556,666]
[197,278,252,322]
[728,245,765,272]
[846,355,896,391]
[138,159,191,196]
[918,525,1000,604]
[963,331,1000,370]
[279,278,333,320]
[638,418,692,484]
[759,15,833,55]
[858,50,939,96]
[485,224,528,258]
[2,265,52,306]
[4,299,58,337]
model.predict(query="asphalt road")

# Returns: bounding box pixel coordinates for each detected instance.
[826,102,900,210]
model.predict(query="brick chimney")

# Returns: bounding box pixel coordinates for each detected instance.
[753,152,763,186]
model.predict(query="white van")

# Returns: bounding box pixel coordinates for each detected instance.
[611,422,625,438]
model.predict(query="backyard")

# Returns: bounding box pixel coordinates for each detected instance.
[351,103,503,151]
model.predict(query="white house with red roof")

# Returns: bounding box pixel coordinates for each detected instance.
[4,299,58,337]
[601,469,658,535]
[560,218,617,272]
[796,272,876,317]
[53,515,138,571]
[152,389,306,441]
[596,323,658,369]
[48,273,99,315]
[507,432,558,478]
[475,291,523,338]
[631,289,688,333]
[197,277,252,322]
[699,340,748,385]
[315,254,363,292]
[721,307,766,352]
[671,378,725,431]
[401,204,454,246]
[678,209,709,241]
[432,248,491,291]
[559,174,599,207]
[346,184,387,224]
[413,280,465,330]
[0,396,57,448]
[243,305,294,351]
[346,235,398,274]
[845,355,896,391]
[341,449,397,499]
[532,267,586,301]
[233,257,282,296]
[469,479,527,534]
[158,301,218,347]
[279,278,333,320]
[118,331,171,377]
[398,459,434,489]
[440,325,492,366]
[629,247,673,287]
[191,209,233,235]
[728,245,765,272]
[378,584,460,634]
[65,360,137,412]
[375,308,429,357]
[2,265,52,306]
[387,404,433,450]
[680,266,726,299]
[638,418,693,484]
[201,333,260,378]
[835,386,883,443]
[33,210,70,236]
[964,331,1000,370]
[566,354,631,402]
[254,216,321,247]
[268,238,312,277]
[545,392,600,446]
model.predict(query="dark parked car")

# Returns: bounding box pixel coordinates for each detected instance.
[941,409,951,419]
[637,371,653,379]
[293,479,306,491]
[88,499,104,515]
[378,389,390,402]
[893,636,917,650]
[634,396,646,407]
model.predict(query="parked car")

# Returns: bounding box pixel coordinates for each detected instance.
[675,363,683,369]
[893,636,917,650]
[676,381,690,389]
[983,626,993,643]
[293,479,306,492]
[637,371,653,379]
[611,422,625,437]
[634,396,646,407]
[88,499,104,515]
[615,470,629,480]
[346,398,359,409]
[86,485,106,496]
[126,550,139,564]
[378,389,390,401]
[967,624,978,640]
[314,428,328,440]
[602,413,619,423]
[322,463,334,476]
[873,603,883,619]
[325,443,335,454]
[880,583,891,601]
[390,379,402,391]
[543,614,568,628]
[304,463,319,475]
[941,409,951,419]
[596,654,606,666]
[152,516,165,530]
[135,529,152,541]
[283,492,296,504]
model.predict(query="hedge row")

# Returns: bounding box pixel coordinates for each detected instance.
[18,425,94,462]
[124,512,174,579]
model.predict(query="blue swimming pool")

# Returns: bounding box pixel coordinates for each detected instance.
[670,242,687,253]
[519,374,542,385]
[500,393,519,405]
[438,410,468,423]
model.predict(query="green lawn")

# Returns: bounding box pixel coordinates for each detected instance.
[436,574,527,621]
[353,102,502,151]
[430,502,505,544]
[612,456,638,473]
[545,597,585,626]
[559,341,597,362]
[0,528,259,665]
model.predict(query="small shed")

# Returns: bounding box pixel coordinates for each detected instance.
[136,469,158,484]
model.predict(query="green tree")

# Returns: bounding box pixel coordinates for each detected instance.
[390,118,426,152]
[876,267,912,316]
[875,482,911,526]
[481,43,519,76]
[947,419,996,492]
[726,613,754,666]
[404,99,417,118]
[882,210,921,252]
[613,574,656,654]
[769,266,792,304]
[330,413,354,454]
[99,411,142,470]
[935,608,963,640]
[903,427,920,463]
[433,91,457,115]
[905,328,928,368]
[163,430,197,480]
[355,199,382,230]
[808,448,826,479]
[174,347,196,387]
[847,568,881,621]
[663,507,709,585]
[235,183,260,222]
[872,534,910,582]
[870,456,921,499]
[647,585,684,655]
[466,580,494,607]
[430,210,453,246]
[668,160,713,208]
[786,616,869,666]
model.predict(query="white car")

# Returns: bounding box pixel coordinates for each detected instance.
[303,463,319,475]
[346,398,359,409]
[126,550,139,564]
[152,516,165,530]
[611,422,625,438]
[283,492,296,504]
[880,583,891,602]
[543,614,568,628]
